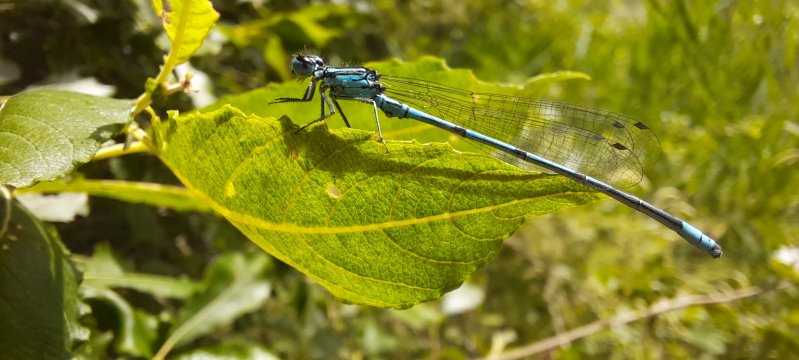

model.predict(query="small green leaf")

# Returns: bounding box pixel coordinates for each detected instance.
[217,4,351,50]
[155,251,272,358]
[76,243,200,299]
[262,35,291,81]
[0,89,133,188]
[0,189,86,358]
[172,342,280,360]
[80,286,159,358]
[152,106,601,308]
[282,4,348,47]
[144,77,160,94]
[152,0,220,64]
[19,178,211,213]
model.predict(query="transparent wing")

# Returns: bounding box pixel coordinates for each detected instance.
[380,75,661,188]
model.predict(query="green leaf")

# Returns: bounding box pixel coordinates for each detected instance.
[72,330,114,360]
[262,35,291,81]
[155,251,272,358]
[152,0,220,64]
[0,89,133,188]
[0,187,86,358]
[151,106,601,308]
[76,243,200,299]
[217,4,351,50]
[80,286,159,358]
[281,4,348,47]
[18,177,211,213]
[172,342,280,360]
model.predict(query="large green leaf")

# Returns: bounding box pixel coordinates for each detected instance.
[0,89,133,188]
[0,187,85,358]
[151,105,602,308]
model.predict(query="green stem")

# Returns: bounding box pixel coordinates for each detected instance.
[93,141,150,161]
[132,1,191,116]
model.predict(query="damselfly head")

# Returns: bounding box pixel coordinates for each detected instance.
[290,55,326,77]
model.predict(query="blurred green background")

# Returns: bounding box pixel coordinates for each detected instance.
[2,0,798,358]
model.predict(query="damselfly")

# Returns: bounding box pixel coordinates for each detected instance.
[272,55,722,258]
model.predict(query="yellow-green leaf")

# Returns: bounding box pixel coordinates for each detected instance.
[152,0,219,64]
[151,106,602,308]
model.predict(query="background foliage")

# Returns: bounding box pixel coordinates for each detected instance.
[1,0,798,358]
